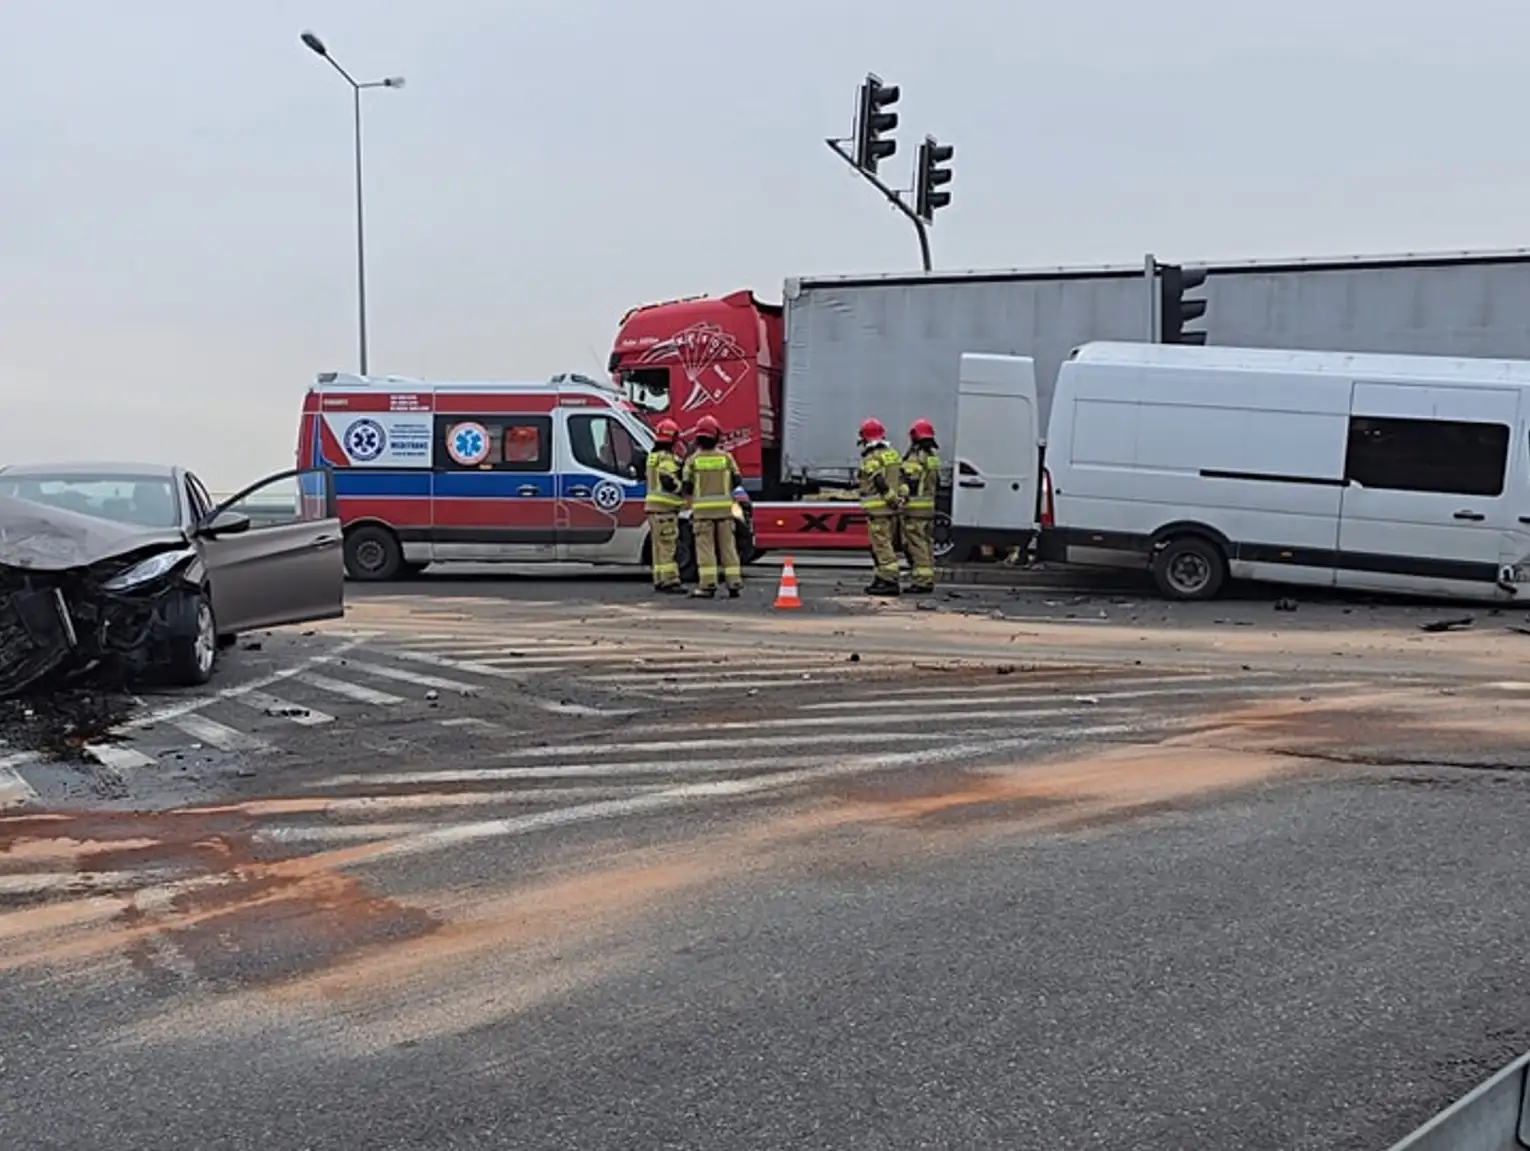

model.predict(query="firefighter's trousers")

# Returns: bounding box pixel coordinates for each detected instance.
[694,517,742,590]
[901,514,935,588]
[866,515,901,583]
[648,513,681,587]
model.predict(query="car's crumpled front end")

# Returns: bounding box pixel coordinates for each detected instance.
[0,496,202,698]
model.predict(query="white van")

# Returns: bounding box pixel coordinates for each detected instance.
[951,341,1530,602]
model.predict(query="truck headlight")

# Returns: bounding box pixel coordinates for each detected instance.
[102,548,197,591]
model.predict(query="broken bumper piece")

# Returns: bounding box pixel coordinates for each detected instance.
[0,566,185,698]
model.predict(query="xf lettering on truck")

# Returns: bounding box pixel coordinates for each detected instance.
[799,512,867,533]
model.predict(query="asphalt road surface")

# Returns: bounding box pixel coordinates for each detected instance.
[4,570,1530,1149]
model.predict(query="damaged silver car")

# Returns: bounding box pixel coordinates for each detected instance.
[0,463,345,697]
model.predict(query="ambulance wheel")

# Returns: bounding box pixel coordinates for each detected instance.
[1151,535,1226,601]
[676,523,697,584]
[344,524,403,582]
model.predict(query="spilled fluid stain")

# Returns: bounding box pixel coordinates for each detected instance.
[0,804,442,986]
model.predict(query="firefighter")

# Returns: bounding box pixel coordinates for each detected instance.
[681,415,744,598]
[901,418,939,594]
[857,417,907,596]
[645,418,686,594]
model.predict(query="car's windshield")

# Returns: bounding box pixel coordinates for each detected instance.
[0,474,181,529]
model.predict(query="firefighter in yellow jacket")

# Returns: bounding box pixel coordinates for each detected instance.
[857,417,907,596]
[681,415,744,599]
[645,418,686,594]
[900,418,939,594]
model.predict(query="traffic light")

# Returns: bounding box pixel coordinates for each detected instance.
[853,74,900,174]
[914,135,954,224]
[1159,263,1208,344]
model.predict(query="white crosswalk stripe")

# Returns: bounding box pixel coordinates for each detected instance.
[296,671,404,706]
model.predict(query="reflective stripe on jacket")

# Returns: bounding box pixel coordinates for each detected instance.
[858,445,907,516]
[645,450,685,511]
[683,449,740,519]
[902,447,940,516]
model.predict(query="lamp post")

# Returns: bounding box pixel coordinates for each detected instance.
[300,30,403,376]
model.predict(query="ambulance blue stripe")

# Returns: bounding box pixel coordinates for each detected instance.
[332,470,645,499]
[335,471,432,498]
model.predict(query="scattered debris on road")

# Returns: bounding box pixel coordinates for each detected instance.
[1419,616,1474,633]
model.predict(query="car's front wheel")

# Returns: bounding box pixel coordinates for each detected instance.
[167,588,218,687]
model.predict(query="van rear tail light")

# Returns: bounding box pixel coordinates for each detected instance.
[1040,467,1055,528]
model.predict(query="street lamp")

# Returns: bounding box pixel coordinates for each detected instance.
[300,30,404,376]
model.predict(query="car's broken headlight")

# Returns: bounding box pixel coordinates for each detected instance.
[101,548,197,591]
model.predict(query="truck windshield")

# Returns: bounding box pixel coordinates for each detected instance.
[619,368,670,414]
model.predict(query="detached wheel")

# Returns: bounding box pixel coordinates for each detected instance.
[1152,535,1227,601]
[167,589,218,687]
[345,524,403,582]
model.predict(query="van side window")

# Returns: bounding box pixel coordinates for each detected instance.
[1345,416,1508,497]
[568,414,639,479]
[433,416,552,473]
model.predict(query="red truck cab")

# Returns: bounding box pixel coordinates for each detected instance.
[608,290,786,497]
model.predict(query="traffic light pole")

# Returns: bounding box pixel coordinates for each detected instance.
[825,137,932,272]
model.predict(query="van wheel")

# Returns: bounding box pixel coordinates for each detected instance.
[345,525,403,582]
[1152,536,1226,600]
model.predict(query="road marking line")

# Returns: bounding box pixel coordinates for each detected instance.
[797,682,1335,711]
[437,717,504,731]
[108,637,369,733]
[296,672,404,706]
[0,756,38,809]
[578,664,868,684]
[83,743,157,770]
[230,690,335,726]
[253,822,435,844]
[387,650,525,679]
[0,869,184,896]
[332,659,482,694]
[787,671,1290,700]
[336,736,1117,867]
[307,750,993,788]
[280,787,668,815]
[619,704,1165,736]
[529,700,640,718]
[169,713,270,752]
[491,722,1143,761]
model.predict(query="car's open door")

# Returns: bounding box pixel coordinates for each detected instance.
[197,467,344,634]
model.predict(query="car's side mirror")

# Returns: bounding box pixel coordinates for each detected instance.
[629,450,648,480]
[201,509,252,536]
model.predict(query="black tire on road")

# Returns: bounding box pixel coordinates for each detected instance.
[167,588,218,687]
[932,511,954,560]
[1151,535,1227,601]
[345,524,403,582]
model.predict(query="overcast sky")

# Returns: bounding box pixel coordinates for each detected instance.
[3,0,1528,490]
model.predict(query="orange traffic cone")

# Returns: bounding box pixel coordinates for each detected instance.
[773,557,803,609]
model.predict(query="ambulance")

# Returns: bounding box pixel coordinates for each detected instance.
[296,371,754,581]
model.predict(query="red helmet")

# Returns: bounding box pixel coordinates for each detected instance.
[654,418,680,442]
[858,417,886,443]
[695,415,722,439]
[909,418,936,441]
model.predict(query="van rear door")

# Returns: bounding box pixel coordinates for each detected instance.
[1337,382,1519,596]
[950,354,1040,562]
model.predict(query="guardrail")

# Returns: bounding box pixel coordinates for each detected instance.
[1386,1049,1530,1150]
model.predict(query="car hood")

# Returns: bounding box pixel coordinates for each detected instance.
[0,495,188,573]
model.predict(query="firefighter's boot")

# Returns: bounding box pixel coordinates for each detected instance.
[865,577,901,597]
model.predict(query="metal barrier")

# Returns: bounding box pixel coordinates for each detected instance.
[1387,1050,1530,1150]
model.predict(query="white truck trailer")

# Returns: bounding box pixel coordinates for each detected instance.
[780,248,1530,492]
